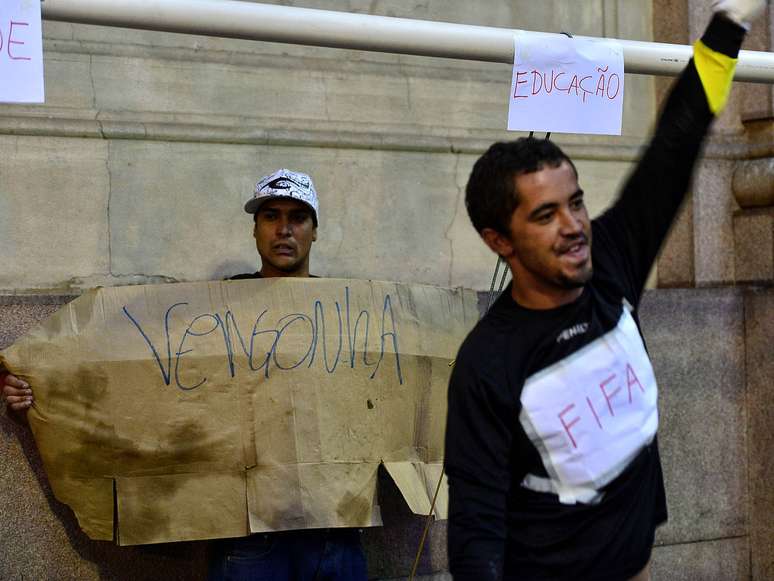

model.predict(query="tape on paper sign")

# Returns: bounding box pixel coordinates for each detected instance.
[0,0,44,103]
[507,32,624,135]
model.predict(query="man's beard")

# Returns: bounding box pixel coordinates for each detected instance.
[557,264,593,289]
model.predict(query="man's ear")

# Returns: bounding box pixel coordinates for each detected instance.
[481,227,514,258]
[312,226,318,242]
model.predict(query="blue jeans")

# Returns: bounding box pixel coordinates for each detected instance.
[207,529,367,581]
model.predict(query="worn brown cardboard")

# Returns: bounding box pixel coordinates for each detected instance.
[0,278,477,545]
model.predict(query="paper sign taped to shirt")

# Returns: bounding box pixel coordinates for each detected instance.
[508,32,624,135]
[0,278,478,545]
[0,0,44,103]
[518,306,658,504]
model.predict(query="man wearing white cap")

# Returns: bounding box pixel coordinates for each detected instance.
[445,2,765,581]
[208,168,369,580]
[2,168,368,581]
[234,168,321,279]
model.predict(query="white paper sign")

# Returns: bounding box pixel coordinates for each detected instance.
[0,0,44,103]
[518,307,658,504]
[508,32,624,135]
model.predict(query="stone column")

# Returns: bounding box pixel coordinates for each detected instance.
[657,1,773,288]
[745,288,774,581]
[731,2,773,286]
[653,0,694,287]
[733,156,774,282]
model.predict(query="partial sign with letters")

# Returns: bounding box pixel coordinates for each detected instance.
[0,0,44,103]
[508,32,624,135]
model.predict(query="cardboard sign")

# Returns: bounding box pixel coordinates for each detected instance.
[0,278,478,545]
[508,32,624,135]
[0,0,44,103]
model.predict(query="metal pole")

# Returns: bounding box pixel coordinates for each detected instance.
[41,0,774,83]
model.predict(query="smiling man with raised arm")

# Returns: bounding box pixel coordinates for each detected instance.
[444,2,764,580]
[2,168,368,581]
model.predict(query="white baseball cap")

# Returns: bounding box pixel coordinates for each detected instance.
[244,168,319,225]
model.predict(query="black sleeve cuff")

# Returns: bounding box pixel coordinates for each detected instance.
[701,13,746,58]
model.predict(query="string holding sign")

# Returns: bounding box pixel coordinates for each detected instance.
[507,31,624,135]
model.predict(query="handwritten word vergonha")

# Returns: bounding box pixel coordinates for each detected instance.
[122,286,404,391]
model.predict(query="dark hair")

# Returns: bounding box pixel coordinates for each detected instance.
[465,137,576,235]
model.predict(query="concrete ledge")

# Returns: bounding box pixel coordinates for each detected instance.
[0,112,650,158]
[0,111,770,160]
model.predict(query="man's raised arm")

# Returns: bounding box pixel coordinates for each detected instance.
[595,1,762,300]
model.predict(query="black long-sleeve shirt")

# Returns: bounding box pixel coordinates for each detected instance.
[445,15,745,581]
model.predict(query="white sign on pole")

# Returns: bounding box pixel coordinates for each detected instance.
[0,0,44,103]
[507,32,624,135]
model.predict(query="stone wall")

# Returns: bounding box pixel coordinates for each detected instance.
[0,0,656,293]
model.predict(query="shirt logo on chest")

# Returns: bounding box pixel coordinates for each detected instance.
[556,322,589,343]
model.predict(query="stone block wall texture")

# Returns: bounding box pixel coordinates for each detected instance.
[0,0,658,293]
[2,287,772,579]
[745,289,774,581]
[734,208,774,283]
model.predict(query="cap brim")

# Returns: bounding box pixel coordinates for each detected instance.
[244,195,318,223]
[244,197,265,214]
